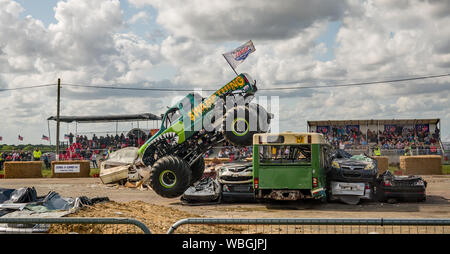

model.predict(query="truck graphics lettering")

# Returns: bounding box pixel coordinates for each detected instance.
[188,76,246,121]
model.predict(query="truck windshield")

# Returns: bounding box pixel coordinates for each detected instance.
[259,145,311,164]
[163,108,181,128]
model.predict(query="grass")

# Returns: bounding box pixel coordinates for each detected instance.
[443,164,450,174]
[388,166,399,173]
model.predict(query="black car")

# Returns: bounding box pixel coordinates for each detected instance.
[376,171,427,203]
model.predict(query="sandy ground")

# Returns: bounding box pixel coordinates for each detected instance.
[1,176,449,233]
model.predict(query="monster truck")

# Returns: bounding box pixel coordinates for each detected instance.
[137,73,272,198]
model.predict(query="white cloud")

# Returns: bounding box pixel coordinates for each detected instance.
[1,0,449,144]
[128,11,149,24]
[132,0,348,41]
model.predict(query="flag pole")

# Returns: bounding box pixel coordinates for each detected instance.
[223,55,239,76]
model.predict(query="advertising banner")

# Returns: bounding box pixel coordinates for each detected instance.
[415,124,429,132]
[384,124,397,132]
[54,164,80,173]
[346,125,360,133]
[316,126,329,134]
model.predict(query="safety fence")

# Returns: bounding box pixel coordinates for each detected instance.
[0,217,151,234]
[1,217,449,234]
[167,218,450,234]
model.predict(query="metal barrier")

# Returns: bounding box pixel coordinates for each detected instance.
[167,218,450,234]
[0,217,151,234]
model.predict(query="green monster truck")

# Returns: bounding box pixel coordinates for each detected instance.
[137,73,272,198]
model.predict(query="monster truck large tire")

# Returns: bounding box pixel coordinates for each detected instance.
[248,103,271,133]
[222,105,258,146]
[149,155,191,198]
[190,157,205,185]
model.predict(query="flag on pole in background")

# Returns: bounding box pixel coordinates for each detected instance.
[0,136,2,141]
[64,134,69,139]
[42,135,49,141]
[18,135,23,141]
[223,40,256,71]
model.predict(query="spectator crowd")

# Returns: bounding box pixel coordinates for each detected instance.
[59,132,150,162]
[0,148,51,170]
[320,125,441,154]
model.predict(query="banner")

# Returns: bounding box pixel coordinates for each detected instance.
[384,124,397,132]
[316,126,329,134]
[415,124,429,132]
[223,40,256,70]
[346,125,360,134]
[54,164,80,173]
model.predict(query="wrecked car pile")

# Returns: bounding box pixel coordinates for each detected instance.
[101,146,429,206]
[327,150,378,205]
[180,162,254,205]
[0,187,109,233]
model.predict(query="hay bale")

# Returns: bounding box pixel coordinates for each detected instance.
[52,160,91,178]
[204,158,230,164]
[4,161,43,178]
[399,155,442,175]
[374,156,389,175]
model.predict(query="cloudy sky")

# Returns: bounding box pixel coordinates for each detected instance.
[0,0,449,145]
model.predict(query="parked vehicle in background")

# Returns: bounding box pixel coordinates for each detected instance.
[376,171,427,203]
[252,132,331,201]
[217,162,254,202]
[328,150,378,205]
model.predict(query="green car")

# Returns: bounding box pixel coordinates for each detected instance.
[138,73,272,198]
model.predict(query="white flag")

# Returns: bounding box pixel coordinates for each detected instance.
[223,40,256,70]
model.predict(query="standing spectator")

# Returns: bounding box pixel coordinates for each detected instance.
[91,152,98,168]
[33,148,42,161]
[68,132,74,144]
[43,153,50,169]
[0,152,4,170]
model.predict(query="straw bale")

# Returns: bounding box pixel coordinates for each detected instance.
[374,156,389,175]
[4,161,43,178]
[399,155,442,175]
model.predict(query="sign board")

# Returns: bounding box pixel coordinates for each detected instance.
[316,126,329,134]
[54,164,80,173]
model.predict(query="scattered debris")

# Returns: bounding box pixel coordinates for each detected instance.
[0,186,109,233]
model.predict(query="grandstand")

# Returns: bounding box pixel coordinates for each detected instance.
[307,119,443,163]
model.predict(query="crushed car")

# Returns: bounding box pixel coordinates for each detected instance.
[376,170,427,204]
[99,147,150,188]
[181,177,221,205]
[327,150,378,205]
[217,162,254,202]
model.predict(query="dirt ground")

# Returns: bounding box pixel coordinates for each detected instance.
[1,175,449,233]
